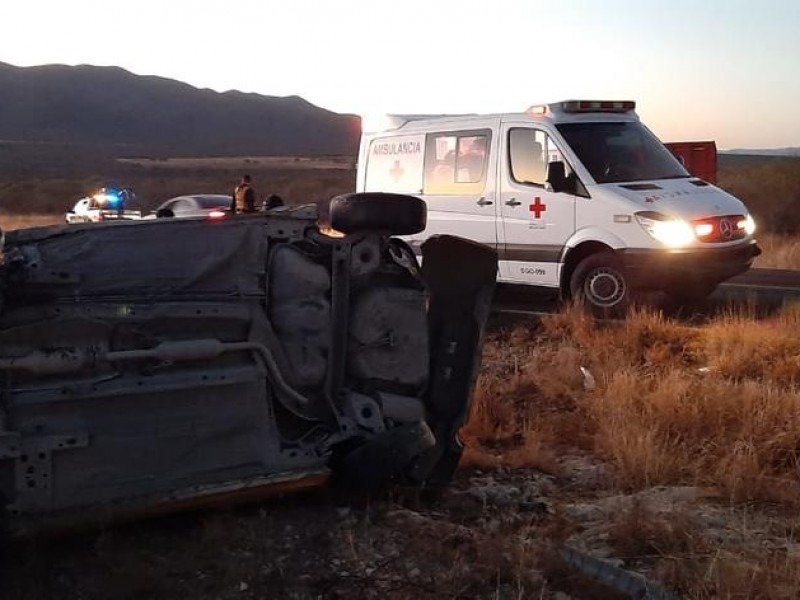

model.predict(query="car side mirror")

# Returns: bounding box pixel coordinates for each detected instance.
[156,208,175,218]
[545,161,571,194]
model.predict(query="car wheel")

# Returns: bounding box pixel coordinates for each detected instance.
[570,251,629,317]
[328,193,426,235]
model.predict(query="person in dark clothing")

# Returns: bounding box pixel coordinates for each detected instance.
[231,174,257,214]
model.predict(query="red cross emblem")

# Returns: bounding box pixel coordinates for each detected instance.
[389,160,404,182]
[529,197,547,219]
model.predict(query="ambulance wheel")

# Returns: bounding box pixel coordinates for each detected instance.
[328,193,427,235]
[570,251,629,317]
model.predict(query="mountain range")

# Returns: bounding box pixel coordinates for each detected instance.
[1,62,796,163]
[0,62,360,157]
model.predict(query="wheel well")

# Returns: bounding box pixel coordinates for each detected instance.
[561,241,615,297]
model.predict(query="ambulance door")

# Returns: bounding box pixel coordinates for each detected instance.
[417,128,498,253]
[498,124,576,286]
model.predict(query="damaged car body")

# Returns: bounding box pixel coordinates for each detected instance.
[0,193,497,535]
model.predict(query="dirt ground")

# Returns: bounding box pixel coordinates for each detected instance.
[5,444,796,599]
[0,458,597,600]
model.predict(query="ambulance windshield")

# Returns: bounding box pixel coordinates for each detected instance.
[556,122,690,184]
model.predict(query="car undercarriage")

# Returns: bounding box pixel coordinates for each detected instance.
[0,198,496,535]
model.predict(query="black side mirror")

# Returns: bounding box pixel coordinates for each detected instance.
[156,208,175,218]
[545,161,570,194]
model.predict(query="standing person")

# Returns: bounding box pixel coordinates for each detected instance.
[231,174,257,214]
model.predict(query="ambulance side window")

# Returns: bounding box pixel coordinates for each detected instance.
[423,130,490,195]
[509,128,569,187]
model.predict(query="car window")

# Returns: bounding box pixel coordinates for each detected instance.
[173,199,196,213]
[423,129,491,195]
[195,196,230,209]
[557,121,689,183]
[508,128,573,187]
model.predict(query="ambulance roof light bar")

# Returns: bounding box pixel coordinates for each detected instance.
[527,100,636,116]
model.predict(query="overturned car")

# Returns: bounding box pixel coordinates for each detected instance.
[0,193,496,536]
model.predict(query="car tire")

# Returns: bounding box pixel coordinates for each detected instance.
[328,193,426,235]
[570,251,630,317]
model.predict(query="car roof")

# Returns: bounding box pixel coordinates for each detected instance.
[158,194,230,209]
[166,194,230,202]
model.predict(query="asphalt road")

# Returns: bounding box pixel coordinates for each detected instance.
[491,268,800,320]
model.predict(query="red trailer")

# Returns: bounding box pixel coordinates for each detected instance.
[665,141,717,184]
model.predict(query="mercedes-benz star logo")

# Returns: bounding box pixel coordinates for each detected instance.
[719,218,733,240]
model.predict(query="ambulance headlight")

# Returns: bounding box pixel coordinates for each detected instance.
[635,211,695,247]
[739,214,756,235]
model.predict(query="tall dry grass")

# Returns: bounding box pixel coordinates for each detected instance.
[470,304,800,504]
[754,232,800,269]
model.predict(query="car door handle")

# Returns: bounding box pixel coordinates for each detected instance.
[476,197,493,206]
[505,198,521,207]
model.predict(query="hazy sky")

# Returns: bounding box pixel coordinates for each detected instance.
[2,0,799,149]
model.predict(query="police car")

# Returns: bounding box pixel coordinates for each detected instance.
[65,188,142,223]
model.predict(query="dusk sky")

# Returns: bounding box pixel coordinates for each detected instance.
[2,0,799,150]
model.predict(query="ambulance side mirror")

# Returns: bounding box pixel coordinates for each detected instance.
[545,161,570,194]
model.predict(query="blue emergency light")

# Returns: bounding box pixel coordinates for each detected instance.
[106,191,121,207]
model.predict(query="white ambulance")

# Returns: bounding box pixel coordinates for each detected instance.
[355,100,760,314]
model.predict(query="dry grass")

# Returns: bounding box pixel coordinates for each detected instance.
[0,212,62,230]
[754,232,800,269]
[468,305,800,596]
[0,167,355,214]
[718,159,800,235]
[472,305,800,502]
[116,155,355,171]
[604,500,800,599]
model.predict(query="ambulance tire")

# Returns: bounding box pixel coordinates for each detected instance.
[328,193,427,236]
[570,251,630,317]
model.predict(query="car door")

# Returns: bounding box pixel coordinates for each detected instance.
[172,198,198,218]
[498,123,576,286]
[73,198,90,222]
[413,125,499,255]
